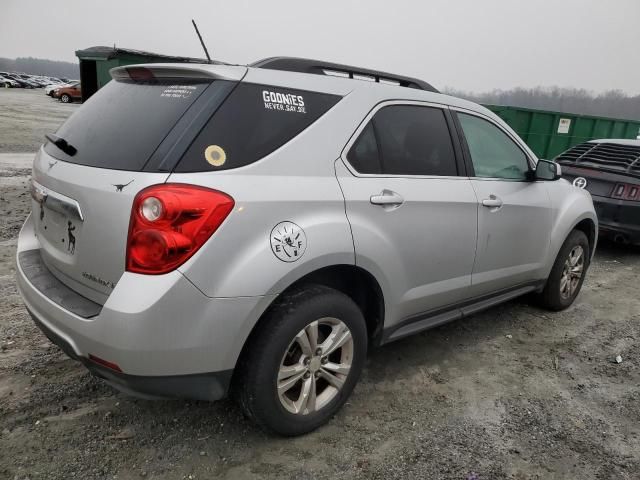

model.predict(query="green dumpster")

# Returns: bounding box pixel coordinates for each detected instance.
[75,46,208,103]
[484,104,640,159]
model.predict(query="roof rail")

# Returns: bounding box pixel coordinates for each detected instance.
[251,56,439,93]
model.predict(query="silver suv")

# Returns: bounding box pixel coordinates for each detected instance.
[16,58,597,435]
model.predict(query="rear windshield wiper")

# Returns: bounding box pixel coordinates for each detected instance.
[45,133,77,157]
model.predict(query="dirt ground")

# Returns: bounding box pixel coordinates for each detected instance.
[0,88,79,153]
[0,89,639,480]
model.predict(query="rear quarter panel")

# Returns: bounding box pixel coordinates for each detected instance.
[168,90,374,299]
[169,171,355,298]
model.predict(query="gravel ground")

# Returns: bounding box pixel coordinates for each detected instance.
[0,89,639,480]
[0,88,79,153]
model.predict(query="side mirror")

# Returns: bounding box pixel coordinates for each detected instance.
[534,159,562,181]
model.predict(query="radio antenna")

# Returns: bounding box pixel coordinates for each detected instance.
[191,19,212,63]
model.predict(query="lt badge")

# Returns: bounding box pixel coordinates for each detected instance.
[270,221,307,262]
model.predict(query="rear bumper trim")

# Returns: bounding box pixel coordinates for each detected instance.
[592,195,640,244]
[28,309,232,401]
[18,249,102,318]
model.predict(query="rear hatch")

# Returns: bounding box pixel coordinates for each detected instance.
[30,64,246,304]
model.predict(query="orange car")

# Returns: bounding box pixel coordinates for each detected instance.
[54,82,81,103]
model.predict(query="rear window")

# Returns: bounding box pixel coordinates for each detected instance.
[174,83,341,172]
[45,79,209,170]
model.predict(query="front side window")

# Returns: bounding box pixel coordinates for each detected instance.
[347,105,458,176]
[457,113,530,180]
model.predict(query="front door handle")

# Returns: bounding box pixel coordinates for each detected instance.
[482,195,503,209]
[370,189,405,208]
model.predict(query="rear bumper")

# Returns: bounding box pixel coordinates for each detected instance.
[16,215,275,400]
[28,309,232,401]
[592,195,640,244]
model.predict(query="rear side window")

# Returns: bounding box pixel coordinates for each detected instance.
[347,123,381,174]
[347,105,458,176]
[175,84,341,172]
[45,79,210,171]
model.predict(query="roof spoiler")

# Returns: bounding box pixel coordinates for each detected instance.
[252,56,438,93]
[110,63,247,82]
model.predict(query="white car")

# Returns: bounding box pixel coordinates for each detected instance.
[0,75,20,88]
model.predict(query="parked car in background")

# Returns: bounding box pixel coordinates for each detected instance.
[16,74,43,88]
[32,78,51,87]
[0,75,19,88]
[53,82,81,103]
[46,82,69,97]
[556,139,640,245]
[5,75,36,88]
[24,76,44,86]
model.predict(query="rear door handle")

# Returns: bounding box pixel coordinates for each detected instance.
[370,189,404,208]
[482,195,503,209]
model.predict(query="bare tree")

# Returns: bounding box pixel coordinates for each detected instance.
[444,86,640,121]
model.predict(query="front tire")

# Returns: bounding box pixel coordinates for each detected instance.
[538,230,590,311]
[235,285,367,436]
[60,93,71,103]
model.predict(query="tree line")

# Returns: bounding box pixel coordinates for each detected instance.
[0,57,79,79]
[445,86,640,121]
[2,55,638,121]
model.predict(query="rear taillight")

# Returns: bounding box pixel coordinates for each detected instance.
[126,184,234,274]
[611,183,640,202]
[125,66,156,82]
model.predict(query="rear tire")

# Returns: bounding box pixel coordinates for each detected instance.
[234,284,367,436]
[538,229,590,311]
[60,94,71,103]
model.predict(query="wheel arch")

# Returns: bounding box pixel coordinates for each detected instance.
[281,264,386,345]
[232,264,386,386]
[545,181,598,272]
[573,217,597,258]
[545,210,598,280]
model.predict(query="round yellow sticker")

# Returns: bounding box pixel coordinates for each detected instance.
[204,145,226,167]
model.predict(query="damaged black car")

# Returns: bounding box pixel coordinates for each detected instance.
[557,139,640,245]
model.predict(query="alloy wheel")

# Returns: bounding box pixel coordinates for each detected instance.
[560,245,584,299]
[277,317,354,415]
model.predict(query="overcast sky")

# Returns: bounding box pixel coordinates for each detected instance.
[2,0,639,94]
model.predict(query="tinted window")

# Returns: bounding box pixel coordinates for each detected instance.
[45,79,210,171]
[347,105,457,176]
[458,113,530,180]
[347,122,381,174]
[175,84,341,172]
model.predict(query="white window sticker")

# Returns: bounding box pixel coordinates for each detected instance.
[558,118,571,134]
[160,85,197,99]
[262,90,306,113]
